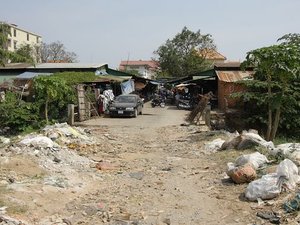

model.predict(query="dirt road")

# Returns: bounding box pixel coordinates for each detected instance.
[0,103,264,224]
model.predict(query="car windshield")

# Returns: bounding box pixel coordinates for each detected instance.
[116,96,136,103]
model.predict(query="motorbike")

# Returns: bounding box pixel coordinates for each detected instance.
[151,95,166,108]
[176,97,197,110]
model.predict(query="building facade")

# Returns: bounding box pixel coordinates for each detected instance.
[6,23,42,52]
[119,60,158,79]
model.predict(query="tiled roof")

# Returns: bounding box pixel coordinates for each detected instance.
[198,49,227,60]
[119,60,158,70]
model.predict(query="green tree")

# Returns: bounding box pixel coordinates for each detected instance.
[0,22,13,65]
[154,26,216,77]
[0,22,35,65]
[33,76,74,124]
[12,43,35,63]
[241,33,300,141]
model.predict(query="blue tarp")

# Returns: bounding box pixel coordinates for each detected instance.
[121,79,135,94]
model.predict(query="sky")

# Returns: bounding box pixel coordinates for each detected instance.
[1,0,300,69]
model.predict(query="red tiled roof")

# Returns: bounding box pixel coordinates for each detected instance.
[198,49,227,60]
[119,60,158,70]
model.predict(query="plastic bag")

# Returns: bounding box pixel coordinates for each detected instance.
[19,136,54,148]
[245,173,280,201]
[204,138,225,152]
[235,152,269,170]
[276,159,300,190]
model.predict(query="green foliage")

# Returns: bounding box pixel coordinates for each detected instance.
[33,76,75,123]
[236,33,300,140]
[0,92,39,133]
[154,26,216,77]
[12,44,35,64]
[52,72,98,85]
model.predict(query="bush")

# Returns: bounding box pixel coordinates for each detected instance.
[0,92,40,134]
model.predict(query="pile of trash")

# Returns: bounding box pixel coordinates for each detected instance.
[226,152,269,184]
[205,129,300,209]
[3,123,96,173]
[245,159,300,201]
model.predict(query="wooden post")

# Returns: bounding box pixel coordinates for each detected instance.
[205,105,211,128]
[87,102,91,119]
[77,84,86,121]
[68,104,74,125]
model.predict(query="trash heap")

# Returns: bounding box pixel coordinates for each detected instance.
[3,123,95,173]
[204,129,300,223]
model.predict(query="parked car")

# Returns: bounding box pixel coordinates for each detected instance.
[109,94,143,117]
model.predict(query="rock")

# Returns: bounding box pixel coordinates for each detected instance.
[95,161,116,171]
[129,172,144,180]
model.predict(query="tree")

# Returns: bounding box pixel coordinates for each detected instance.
[0,22,11,65]
[240,33,300,141]
[154,26,216,77]
[40,41,78,63]
[11,43,35,63]
[0,22,35,65]
[33,76,73,124]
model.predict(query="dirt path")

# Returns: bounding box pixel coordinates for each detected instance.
[0,103,267,224]
[72,103,257,225]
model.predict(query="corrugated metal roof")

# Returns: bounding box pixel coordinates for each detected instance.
[214,62,241,68]
[216,70,253,82]
[0,63,31,69]
[16,72,53,79]
[28,63,107,69]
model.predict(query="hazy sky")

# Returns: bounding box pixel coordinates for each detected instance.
[1,0,300,68]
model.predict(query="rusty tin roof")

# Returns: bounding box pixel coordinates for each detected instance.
[216,70,253,82]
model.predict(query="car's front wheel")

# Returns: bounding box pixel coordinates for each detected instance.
[134,109,138,118]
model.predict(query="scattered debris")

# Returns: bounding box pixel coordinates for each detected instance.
[204,138,225,152]
[245,173,280,201]
[283,193,300,213]
[271,143,300,166]
[234,152,269,170]
[245,159,300,201]
[129,172,144,180]
[220,130,274,151]
[256,211,280,224]
[95,161,116,171]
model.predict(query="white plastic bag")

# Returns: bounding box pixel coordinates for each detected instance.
[276,159,300,190]
[270,143,300,166]
[19,136,54,148]
[235,152,269,170]
[204,138,225,152]
[245,173,280,201]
